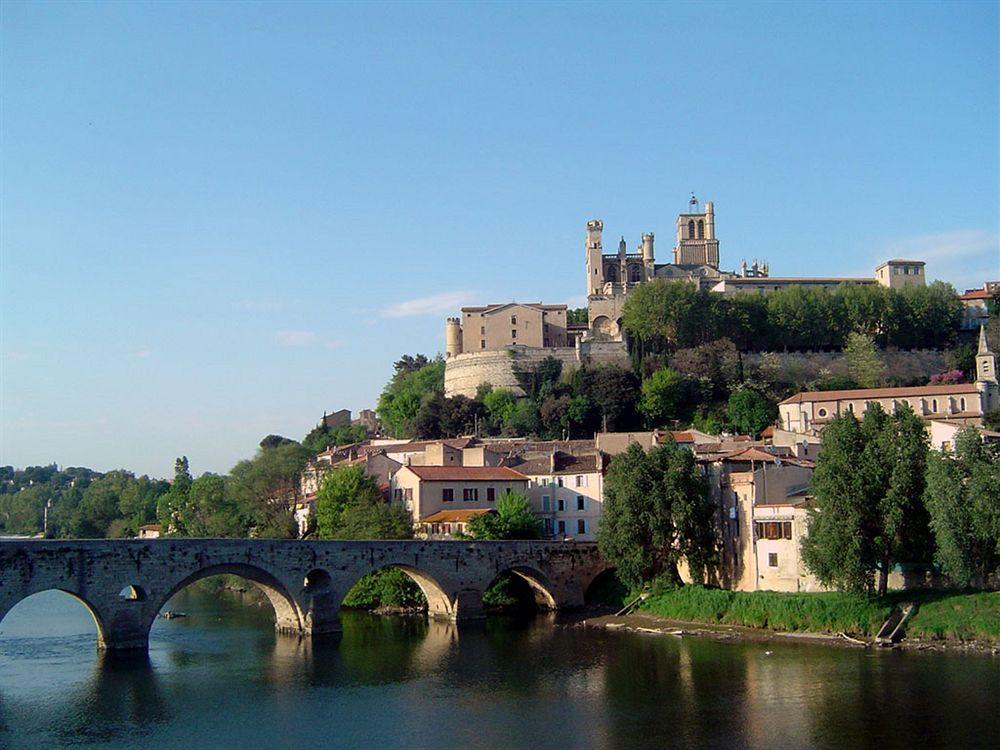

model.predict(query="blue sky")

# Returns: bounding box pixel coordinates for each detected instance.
[2,1,997,477]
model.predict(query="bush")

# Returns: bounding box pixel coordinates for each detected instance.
[341,568,426,610]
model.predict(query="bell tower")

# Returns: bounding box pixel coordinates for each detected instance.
[586,219,605,296]
[976,324,998,414]
[673,197,720,268]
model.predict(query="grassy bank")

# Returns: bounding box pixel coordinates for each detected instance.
[637,586,1000,642]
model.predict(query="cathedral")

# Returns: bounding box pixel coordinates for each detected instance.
[585,199,760,341]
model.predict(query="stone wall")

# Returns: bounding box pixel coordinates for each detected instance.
[444,342,630,398]
[742,349,950,385]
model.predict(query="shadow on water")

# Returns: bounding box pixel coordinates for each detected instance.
[3,587,999,749]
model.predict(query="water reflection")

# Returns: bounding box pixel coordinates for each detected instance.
[1,588,998,750]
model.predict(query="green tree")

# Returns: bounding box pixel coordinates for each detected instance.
[226,441,309,539]
[466,490,542,540]
[726,387,777,437]
[844,331,886,388]
[802,404,932,595]
[638,367,687,426]
[376,356,445,438]
[597,441,713,589]
[158,457,193,533]
[314,464,383,539]
[482,388,518,429]
[301,422,368,454]
[924,429,1000,586]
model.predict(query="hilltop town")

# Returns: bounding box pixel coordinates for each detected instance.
[3,200,997,598]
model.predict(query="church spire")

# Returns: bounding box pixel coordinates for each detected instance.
[979,323,990,355]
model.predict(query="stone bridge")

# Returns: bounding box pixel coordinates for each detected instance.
[0,539,610,651]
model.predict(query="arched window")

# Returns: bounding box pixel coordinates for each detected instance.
[697,219,704,238]
[688,220,696,239]
[629,265,642,283]
[932,399,938,413]
[960,397,966,411]
[605,265,618,282]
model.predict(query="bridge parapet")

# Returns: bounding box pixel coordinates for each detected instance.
[0,539,609,651]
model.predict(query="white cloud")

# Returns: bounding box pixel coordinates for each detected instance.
[882,229,999,263]
[380,291,478,318]
[5,351,30,361]
[274,330,342,349]
[877,229,999,291]
[133,350,152,359]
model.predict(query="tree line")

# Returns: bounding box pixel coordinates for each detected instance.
[622,279,963,354]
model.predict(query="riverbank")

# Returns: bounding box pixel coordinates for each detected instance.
[581,587,999,656]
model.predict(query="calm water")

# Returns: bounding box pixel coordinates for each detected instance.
[0,590,997,749]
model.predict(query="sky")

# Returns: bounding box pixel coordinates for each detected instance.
[1,0,998,478]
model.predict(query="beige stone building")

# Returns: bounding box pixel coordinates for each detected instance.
[779,328,997,435]
[445,302,568,358]
[391,465,530,538]
[505,451,606,541]
[875,259,927,289]
[701,447,819,592]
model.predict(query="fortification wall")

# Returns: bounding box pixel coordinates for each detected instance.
[444,343,629,398]
[742,349,950,384]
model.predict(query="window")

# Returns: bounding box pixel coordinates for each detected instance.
[543,518,554,535]
[688,219,696,239]
[557,477,564,487]
[755,521,792,540]
[768,553,778,568]
[575,475,586,487]
[486,487,496,502]
[511,315,517,325]
[932,399,938,412]
[463,488,478,502]
[576,495,586,511]
[557,498,566,512]
[960,398,966,411]
[511,329,517,339]
[442,488,454,503]
[577,519,587,535]
[541,495,551,511]
[697,219,704,238]
[817,408,828,418]
[480,340,486,349]
[557,520,567,535]
[480,326,486,335]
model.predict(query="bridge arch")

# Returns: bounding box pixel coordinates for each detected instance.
[153,562,304,635]
[0,588,109,647]
[341,563,455,619]
[489,564,558,611]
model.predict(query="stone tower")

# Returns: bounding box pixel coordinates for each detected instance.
[673,200,720,267]
[445,317,463,359]
[586,219,605,296]
[641,232,655,279]
[976,324,997,412]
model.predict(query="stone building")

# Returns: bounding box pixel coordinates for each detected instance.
[445,302,569,358]
[778,326,998,435]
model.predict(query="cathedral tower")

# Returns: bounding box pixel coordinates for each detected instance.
[673,198,720,267]
[586,219,605,296]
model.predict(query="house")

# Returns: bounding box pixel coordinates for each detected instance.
[506,450,606,541]
[418,509,495,539]
[391,465,530,538]
[699,447,819,592]
[959,284,995,330]
[137,524,162,539]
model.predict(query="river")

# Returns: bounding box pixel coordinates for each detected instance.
[0,588,997,749]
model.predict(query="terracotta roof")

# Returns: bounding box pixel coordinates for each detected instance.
[671,431,694,443]
[419,509,494,524]
[760,425,775,439]
[402,465,529,481]
[780,383,979,405]
[507,452,602,476]
[372,438,475,455]
[960,289,993,300]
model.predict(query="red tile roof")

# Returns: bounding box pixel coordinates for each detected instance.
[779,383,979,405]
[960,289,993,300]
[402,466,529,481]
[419,509,494,524]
